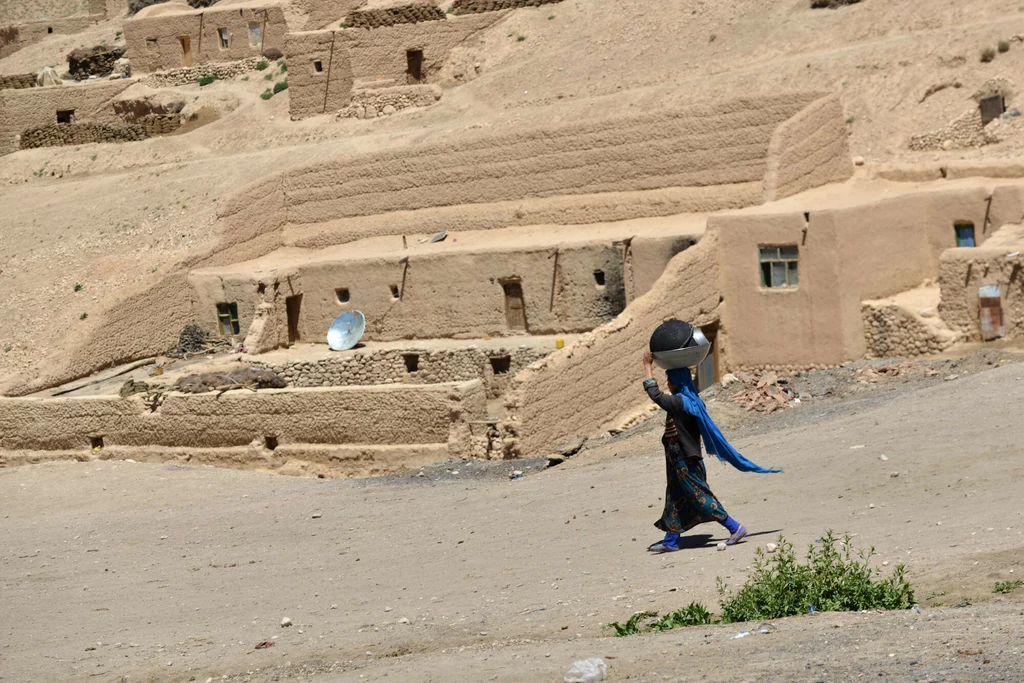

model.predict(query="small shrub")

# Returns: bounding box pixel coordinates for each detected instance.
[516,35,526,42]
[264,73,273,80]
[260,89,273,100]
[241,76,249,81]
[998,40,1010,53]
[3,345,12,353]
[649,602,713,631]
[981,47,996,62]
[74,283,83,292]
[79,312,88,320]
[845,116,855,125]
[548,14,555,19]
[607,611,656,637]
[255,60,269,70]
[277,59,287,71]
[272,79,288,94]
[994,580,1023,594]
[717,532,916,624]
[197,74,219,87]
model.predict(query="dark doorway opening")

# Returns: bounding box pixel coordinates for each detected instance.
[979,95,1005,126]
[336,287,350,303]
[285,294,302,344]
[489,355,511,375]
[593,270,606,286]
[502,281,527,331]
[403,353,420,373]
[90,436,104,450]
[56,109,74,124]
[406,49,423,84]
[264,436,278,451]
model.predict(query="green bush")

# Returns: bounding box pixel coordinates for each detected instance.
[264,72,273,80]
[717,532,916,623]
[993,580,1023,594]
[277,59,287,72]
[255,60,269,70]
[79,312,88,320]
[998,40,1010,53]
[74,283,83,292]
[272,79,288,94]
[260,89,273,100]
[607,602,711,637]
[981,47,996,62]
[197,74,219,86]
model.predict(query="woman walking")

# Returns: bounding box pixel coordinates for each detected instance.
[642,350,780,553]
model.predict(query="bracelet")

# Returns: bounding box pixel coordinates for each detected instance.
[642,378,657,388]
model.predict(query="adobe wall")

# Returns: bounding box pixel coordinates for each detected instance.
[763,93,853,202]
[939,240,1024,343]
[292,0,362,31]
[123,5,288,74]
[188,241,631,343]
[251,345,549,399]
[714,184,1009,369]
[285,13,502,119]
[20,121,149,149]
[504,234,722,458]
[0,380,486,476]
[284,93,823,222]
[0,79,130,155]
[0,73,37,90]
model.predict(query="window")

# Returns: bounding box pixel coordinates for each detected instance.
[336,287,350,303]
[247,22,262,48]
[313,60,323,73]
[955,223,976,247]
[403,353,419,373]
[759,246,799,288]
[593,270,605,286]
[216,302,240,335]
[47,26,52,34]
[146,37,158,47]
[489,355,511,375]
[218,27,230,49]
[56,109,74,124]
[390,284,400,299]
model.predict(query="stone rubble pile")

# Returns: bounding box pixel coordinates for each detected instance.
[907,108,1001,151]
[0,73,37,90]
[67,45,126,80]
[726,372,797,413]
[141,57,262,88]
[338,84,442,119]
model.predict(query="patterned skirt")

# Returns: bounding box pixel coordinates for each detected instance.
[655,438,728,533]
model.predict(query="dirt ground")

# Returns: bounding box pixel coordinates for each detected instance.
[2,350,1023,683]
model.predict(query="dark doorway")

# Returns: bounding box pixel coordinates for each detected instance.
[979,285,1003,341]
[406,49,423,84]
[979,95,1005,126]
[56,109,74,124]
[285,294,302,344]
[502,281,527,331]
[179,35,192,67]
[403,353,419,373]
[489,355,511,375]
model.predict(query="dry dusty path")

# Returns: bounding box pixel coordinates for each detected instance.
[2,363,1023,682]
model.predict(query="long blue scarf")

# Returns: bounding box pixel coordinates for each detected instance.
[666,368,782,474]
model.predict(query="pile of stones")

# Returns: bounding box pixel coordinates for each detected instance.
[0,73,36,90]
[344,4,446,28]
[20,122,148,150]
[338,84,442,119]
[907,108,1001,151]
[141,57,262,88]
[67,45,127,80]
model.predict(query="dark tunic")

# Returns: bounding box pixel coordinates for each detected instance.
[645,381,728,533]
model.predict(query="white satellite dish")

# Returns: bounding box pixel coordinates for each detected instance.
[327,310,365,351]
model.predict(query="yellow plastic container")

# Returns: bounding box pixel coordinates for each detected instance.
[555,339,565,349]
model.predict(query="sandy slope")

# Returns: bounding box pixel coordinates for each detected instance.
[1,356,1022,682]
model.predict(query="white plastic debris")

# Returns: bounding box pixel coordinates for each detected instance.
[564,657,607,683]
[766,543,778,553]
[716,542,727,551]
[731,631,750,639]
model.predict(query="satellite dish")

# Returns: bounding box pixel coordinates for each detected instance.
[327,310,365,351]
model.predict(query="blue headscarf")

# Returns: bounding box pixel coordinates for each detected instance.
[666,367,782,474]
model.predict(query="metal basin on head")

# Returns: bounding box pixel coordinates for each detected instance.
[651,328,711,370]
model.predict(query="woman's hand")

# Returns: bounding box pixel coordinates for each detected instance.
[642,351,654,380]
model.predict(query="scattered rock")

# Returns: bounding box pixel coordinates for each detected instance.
[281,617,292,627]
[716,542,727,551]
[398,617,410,624]
[853,155,865,166]
[766,543,778,553]
[879,454,889,461]
[890,471,900,478]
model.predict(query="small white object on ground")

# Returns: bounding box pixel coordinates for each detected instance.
[716,542,727,551]
[399,617,410,624]
[879,454,889,461]
[890,471,900,478]
[850,445,865,450]
[564,658,606,683]
[766,543,778,553]
[281,617,292,627]
[731,631,750,639]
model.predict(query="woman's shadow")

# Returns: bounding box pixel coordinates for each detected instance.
[677,529,782,550]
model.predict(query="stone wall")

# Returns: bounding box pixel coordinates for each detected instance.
[0,79,131,156]
[19,121,149,149]
[450,0,562,14]
[0,74,37,91]
[68,45,127,80]
[861,301,961,358]
[908,108,1001,152]
[337,83,440,118]
[939,241,1024,342]
[139,57,263,87]
[0,380,487,477]
[344,4,446,28]
[251,345,549,399]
